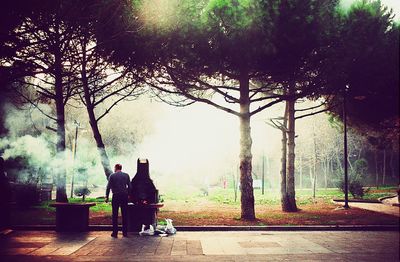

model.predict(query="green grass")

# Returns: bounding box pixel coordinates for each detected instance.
[185,187,397,206]
[35,197,112,212]
[68,197,112,212]
[183,187,341,206]
[36,186,398,212]
[9,186,397,225]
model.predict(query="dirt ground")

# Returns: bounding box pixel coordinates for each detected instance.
[89,200,399,226]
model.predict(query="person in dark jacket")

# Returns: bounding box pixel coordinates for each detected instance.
[106,163,131,238]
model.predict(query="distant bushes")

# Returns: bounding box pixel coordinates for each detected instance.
[338,179,367,198]
[337,158,369,198]
[74,186,91,201]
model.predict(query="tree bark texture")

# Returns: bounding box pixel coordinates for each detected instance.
[280,102,290,211]
[239,73,255,220]
[285,85,298,212]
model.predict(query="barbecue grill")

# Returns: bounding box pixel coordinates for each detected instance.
[128,158,163,231]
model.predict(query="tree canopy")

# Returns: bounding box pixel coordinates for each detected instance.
[1,0,398,214]
[323,1,399,145]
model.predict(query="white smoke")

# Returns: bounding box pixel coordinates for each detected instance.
[0,96,348,199]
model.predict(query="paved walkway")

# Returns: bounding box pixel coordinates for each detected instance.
[382,195,400,206]
[0,230,399,261]
[333,196,400,217]
[348,202,400,217]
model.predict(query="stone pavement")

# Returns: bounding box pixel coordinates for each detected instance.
[0,230,399,261]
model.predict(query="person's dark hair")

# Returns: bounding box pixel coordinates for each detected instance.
[114,163,122,171]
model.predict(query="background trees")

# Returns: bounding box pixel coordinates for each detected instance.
[0,0,398,212]
[2,1,84,202]
[323,1,399,145]
[320,1,399,193]
[104,0,280,220]
[262,0,338,212]
[69,6,145,179]
[95,0,398,218]
[1,1,146,200]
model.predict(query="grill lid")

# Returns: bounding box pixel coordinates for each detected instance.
[130,158,157,204]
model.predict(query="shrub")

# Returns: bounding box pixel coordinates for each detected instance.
[338,179,366,198]
[74,186,91,201]
[354,159,368,175]
[349,180,365,198]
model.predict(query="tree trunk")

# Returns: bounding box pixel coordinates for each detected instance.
[336,136,344,174]
[80,43,113,179]
[312,122,317,199]
[313,160,317,199]
[309,164,313,190]
[299,154,303,189]
[389,150,395,179]
[266,156,271,189]
[382,149,386,186]
[280,102,290,211]
[239,73,255,220]
[324,159,328,190]
[285,84,297,212]
[88,110,113,179]
[375,151,379,189]
[54,42,68,203]
[348,154,354,172]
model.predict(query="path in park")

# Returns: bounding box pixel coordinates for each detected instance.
[348,196,400,217]
[0,230,399,261]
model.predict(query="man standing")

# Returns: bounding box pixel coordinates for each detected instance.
[106,164,131,237]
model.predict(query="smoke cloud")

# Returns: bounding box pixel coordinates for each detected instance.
[0,95,364,199]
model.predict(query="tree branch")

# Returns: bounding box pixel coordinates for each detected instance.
[15,90,57,121]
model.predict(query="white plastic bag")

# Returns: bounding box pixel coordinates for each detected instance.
[165,218,177,235]
[139,224,155,236]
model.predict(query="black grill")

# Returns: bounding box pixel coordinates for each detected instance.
[127,158,162,232]
[130,158,157,204]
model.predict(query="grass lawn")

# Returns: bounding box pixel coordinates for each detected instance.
[9,187,399,226]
